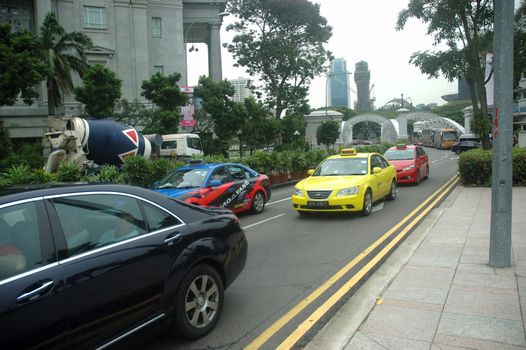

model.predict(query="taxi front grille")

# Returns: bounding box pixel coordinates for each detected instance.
[306,190,332,200]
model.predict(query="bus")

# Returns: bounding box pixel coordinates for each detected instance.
[421,128,458,149]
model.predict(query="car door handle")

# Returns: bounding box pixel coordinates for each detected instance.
[17,280,54,303]
[164,233,182,245]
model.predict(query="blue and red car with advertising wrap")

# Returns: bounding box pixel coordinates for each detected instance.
[153,162,271,214]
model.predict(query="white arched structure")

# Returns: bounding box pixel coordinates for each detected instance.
[342,114,399,144]
[405,111,465,134]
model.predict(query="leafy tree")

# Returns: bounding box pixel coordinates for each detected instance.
[396,0,494,149]
[0,24,48,107]
[225,0,332,119]
[515,1,526,87]
[316,120,340,149]
[194,76,244,157]
[431,100,472,125]
[114,99,155,127]
[40,12,93,116]
[0,119,13,171]
[280,112,306,145]
[75,64,122,118]
[141,72,187,134]
[240,97,280,153]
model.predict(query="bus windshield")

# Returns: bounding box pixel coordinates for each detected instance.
[442,132,457,141]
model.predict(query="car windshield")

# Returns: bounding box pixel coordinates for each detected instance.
[156,168,209,189]
[384,149,415,160]
[314,158,368,176]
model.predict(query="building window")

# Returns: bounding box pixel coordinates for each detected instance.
[152,17,162,37]
[0,5,32,32]
[83,6,106,29]
[154,66,164,75]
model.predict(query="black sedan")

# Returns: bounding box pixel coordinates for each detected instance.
[451,140,482,154]
[0,183,247,349]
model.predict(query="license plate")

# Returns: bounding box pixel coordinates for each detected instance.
[308,201,329,207]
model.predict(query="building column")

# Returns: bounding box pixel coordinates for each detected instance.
[208,23,222,81]
[463,106,474,134]
[396,109,409,140]
[35,0,52,30]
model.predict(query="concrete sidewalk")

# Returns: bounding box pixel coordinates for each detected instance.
[306,186,526,350]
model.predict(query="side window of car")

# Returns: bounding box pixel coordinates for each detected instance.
[0,202,42,280]
[211,166,233,184]
[371,155,385,169]
[229,166,248,181]
[52,194,147,256]
[378,155,390,168]
[141,201,182,232]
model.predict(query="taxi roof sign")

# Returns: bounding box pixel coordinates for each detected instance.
[340,148,357,156]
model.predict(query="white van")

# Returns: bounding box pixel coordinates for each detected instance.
[458,133,480,143]
[160,133,203,158]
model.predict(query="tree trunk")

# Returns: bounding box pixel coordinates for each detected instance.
[47,80,55,117]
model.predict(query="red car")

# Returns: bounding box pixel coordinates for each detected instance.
[153,162,271,214]
[384,145,429,184]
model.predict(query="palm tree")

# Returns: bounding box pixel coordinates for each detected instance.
[40,12,93,116]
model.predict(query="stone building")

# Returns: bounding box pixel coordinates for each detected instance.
[0,0,228,141]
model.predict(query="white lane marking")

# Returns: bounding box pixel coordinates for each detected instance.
[267,197,291,206]
[242,214,285,230]
[372,202,384,213]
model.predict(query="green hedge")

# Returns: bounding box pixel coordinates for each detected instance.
[458,147,526,186]
[0,146,401,188]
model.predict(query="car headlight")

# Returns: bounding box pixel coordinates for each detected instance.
[294,188,303,197]
[403,164,415,171]
[336,187,359,196]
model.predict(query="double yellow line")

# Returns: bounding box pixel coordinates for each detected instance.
[245,174,460,350]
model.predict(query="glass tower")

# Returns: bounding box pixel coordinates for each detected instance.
[328,58,350,108]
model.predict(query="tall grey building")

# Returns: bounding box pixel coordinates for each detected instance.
[328,58,349,108]
[228,77,253,102]
[354,61,373,112]
[0,0,227,140]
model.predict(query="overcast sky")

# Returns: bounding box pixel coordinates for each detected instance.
[186,1,503,109]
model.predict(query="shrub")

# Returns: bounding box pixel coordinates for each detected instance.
[202,154,226,164]
[0,142,45,171]
[98,165,121,183]
[512,148,526,186]
[122,156,153,187]
[29,168,58,183]
[150,158,176,181]
[290,151,308,171]
[1,164,32,185]
[56,162,83,182]
[458,147,526,186]
[305,149,328,168]
[245,152,273,174]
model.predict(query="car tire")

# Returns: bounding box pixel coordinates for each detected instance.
[424,166,429,179]
[386,181,396,201]
[298,211,309,216]
[173,265,224,340]
[360,189,373,216]
[415,171,420,185]
[454,149,461,154]
[250,191,266,214]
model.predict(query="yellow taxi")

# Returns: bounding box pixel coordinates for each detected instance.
[291,148,397,216]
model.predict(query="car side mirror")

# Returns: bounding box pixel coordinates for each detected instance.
[373,167,382,174]
[307,169,315,175]
[153,181,160,187]
[209,179,222,187]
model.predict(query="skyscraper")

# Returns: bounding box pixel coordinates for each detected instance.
[354,61,373,112]
[228,77,253,102]
[328,58,350,108]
